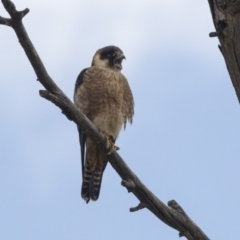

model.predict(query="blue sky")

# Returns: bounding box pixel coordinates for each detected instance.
[1,1,240,239]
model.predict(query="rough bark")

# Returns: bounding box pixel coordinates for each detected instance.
[208,0,240,103]
[0,0,210,239]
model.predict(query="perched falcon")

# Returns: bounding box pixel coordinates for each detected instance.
[74,46,134,203]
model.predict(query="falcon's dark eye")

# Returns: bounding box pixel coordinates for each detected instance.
[108,52,116,58]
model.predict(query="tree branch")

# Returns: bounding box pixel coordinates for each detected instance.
[0,16,12,26]
[208,0,240,104]
[1,0,210,239]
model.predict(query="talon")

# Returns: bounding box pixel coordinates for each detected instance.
[105,135,111,149]
[105,135,119,155]
[107,147,114,155]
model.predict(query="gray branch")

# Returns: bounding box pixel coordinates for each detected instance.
[208,0,240,104]
[0,16,11,26]
[1,0,210,239]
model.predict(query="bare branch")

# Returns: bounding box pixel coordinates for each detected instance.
[1,1,210,239]
[209,31,221,38]
[1,0,62,95]
[16,8,29,19]
[130,203,146,212]
[208,0,240,104]
[2,0,29,20]
[2,0,16,17]
[0,16,11,26]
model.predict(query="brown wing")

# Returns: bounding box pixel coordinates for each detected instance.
[119,74,134,128]
[74,68,88,180]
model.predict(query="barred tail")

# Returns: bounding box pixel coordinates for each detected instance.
[81,164,92,203]
[89,168,104,201]
[81,138,108,203]
[81,165,105,203]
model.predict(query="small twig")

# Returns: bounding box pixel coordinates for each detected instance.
[17,8,29,19]
[0,16,12,26]
[209,31,221,37]
[130,203,146,212]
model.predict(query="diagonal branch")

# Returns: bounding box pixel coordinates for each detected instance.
[1,0,210,239]
[1,0,62,95]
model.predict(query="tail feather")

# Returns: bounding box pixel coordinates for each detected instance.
[81,164,92,203]
[89,169,104,201]
[81,138,108,203]
[81,168,105,202]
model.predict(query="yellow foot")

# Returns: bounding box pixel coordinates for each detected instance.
[105,135,120,155]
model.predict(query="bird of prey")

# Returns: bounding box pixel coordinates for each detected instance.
[74,46,134,203]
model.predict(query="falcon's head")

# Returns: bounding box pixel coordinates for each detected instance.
[91,46,126,71]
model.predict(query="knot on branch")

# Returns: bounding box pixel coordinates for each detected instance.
[61,109,74,121]
[121,179,135,192]
[168,200,188,218]
[209,20,226,38]
[217,0,240,15]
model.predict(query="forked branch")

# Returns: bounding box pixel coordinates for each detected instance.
[1,0,210,239]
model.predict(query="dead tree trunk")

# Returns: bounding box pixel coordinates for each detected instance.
[0,0,210,239]
[208,0,240,104]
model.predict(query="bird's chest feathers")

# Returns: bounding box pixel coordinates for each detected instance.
[93,70,124,137]
[102,71,121,100]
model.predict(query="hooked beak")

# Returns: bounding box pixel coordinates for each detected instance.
[114,54,126,70]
